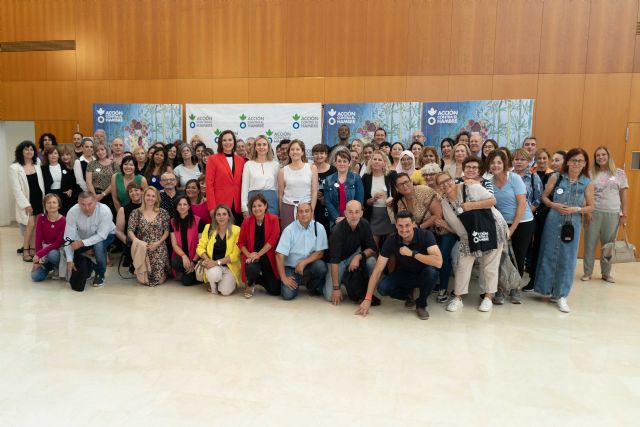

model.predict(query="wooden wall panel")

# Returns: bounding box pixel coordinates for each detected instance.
[76,80,112,135]
[211,0,249,78]
[493,0,543,75]
[449,0,498,75]
[406,0,452,76]
[0,82,35,120]
[75,0,111,80]
[45,51,77,81]
[586,0,638,73]
[492,74,538,100]
[363,76,407,102]
[539,0,590,74]
[0,52,46,81]
[176,80,215,104]
[106,80,178,104]
[629,74,640,122]
[365,0,410,76]
[323,0,369,77]
[176,0,214,79]
[580,73,632,164]
[635,4,640,72]
[285,78,325,103]
[109,0,177,80]
[32,81,78,120]
[0,0,17,41]
[249,78,287,103]
[35,121,78,145]
[248,0,286,78]
[285,0,325,77]
[212,78,249,103]
[448,75,493,100]
[41,0,77,40]
[534,74,585,151]
[324,77,366,103]
[405,76,449,101]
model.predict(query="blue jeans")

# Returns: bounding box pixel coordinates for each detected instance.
[31,249,61,282]
[377,265,438,308]
[436,233,458,292]
[74,233,115,277]
[324,251,376,301]
[281,260,328,300]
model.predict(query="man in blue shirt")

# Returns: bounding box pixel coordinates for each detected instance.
[276,202,328,300]
[355,211,442,320]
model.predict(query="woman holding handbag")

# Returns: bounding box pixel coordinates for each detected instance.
[436,170,509,313]
[534,148,594,313]
[582,146,629,283]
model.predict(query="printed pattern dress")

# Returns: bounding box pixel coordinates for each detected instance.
[128,208,171,286]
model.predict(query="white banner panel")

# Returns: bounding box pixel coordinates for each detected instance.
[186,103,323,155]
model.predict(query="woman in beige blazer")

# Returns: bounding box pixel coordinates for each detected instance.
[9,141,45,262]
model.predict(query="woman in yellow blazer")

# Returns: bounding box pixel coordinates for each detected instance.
[196,204,241,295]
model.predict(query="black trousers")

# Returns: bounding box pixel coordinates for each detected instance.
[171,255,199,286]
[509,220,536,277]
[245,257,280,295]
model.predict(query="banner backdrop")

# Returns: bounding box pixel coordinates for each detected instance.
[186,103,323,154]
[323,100,534,150]
[323,102,422,147]
[93,103,182,151]
[422,99,534,150]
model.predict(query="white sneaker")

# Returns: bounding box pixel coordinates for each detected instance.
[478,297,493,312]
[446,297,463,312]
[557,298,570,313]
[549,296,558,303]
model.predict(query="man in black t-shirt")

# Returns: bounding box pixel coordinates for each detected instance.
[355,211,442,320]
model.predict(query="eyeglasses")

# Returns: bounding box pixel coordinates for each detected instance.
[437,178,453,187]
[396,180,412,187]
[161,178,177,182]
[568,159,586,165]
[464,165,479,170]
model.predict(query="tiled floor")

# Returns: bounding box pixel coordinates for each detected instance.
[1,226,639,426]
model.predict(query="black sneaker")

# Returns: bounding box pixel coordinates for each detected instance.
[92,274,105,287]
[436,289,449,303]
[522,282,535,293]
[371,295,382,306]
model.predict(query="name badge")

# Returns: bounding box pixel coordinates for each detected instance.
[152,177,157,182]
[95,168,101,173]
[456,207,464,215]
[556,188,564,195]
[62,169,67,174]
[334,182,340,188]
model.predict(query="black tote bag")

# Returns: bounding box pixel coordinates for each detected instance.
[457,184,498,253]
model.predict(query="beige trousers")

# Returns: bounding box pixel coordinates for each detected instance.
[205,266,236,296]
[454,243,503,296]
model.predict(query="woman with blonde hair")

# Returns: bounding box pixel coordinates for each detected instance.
[582,146,629,283]
[362,150,397,246]
[241,134,279,216]
[443,142,471,179]
[197,204,241,295]
[127,186,171,286]
[132,146,147,175]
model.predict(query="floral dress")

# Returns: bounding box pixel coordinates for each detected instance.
[128,208,170,286]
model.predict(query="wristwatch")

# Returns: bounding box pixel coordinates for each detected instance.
[333,284,340,291]
[217,260,221,266]
[412,250,419,258]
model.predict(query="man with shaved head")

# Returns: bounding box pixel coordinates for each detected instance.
[325,200,378,305]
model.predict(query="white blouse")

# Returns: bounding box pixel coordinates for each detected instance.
[49,164,62,190]
[241,160,279,212]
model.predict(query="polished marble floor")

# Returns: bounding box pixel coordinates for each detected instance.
[1,226,639,426]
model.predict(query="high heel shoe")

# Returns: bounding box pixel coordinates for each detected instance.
[22,247,33,262]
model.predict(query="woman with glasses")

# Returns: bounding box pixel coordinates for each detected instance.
[31,194,66,282]
[436,170,509,313]
[534,149,594,313]
[324,149,364,227]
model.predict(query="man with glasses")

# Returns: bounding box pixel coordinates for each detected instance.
[412,130,426,144]
[159,172,182,213]
[522,136,537,169]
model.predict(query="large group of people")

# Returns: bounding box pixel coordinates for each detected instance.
[9,126,629,318]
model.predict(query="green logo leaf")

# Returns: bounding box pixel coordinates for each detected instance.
[292,113,300,121]
[265,129,273,136]
[189,114,196,120]
[214,129,221,135]
[239,114,247,121]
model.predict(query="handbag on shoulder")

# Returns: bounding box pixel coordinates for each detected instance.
[602,224,637,264]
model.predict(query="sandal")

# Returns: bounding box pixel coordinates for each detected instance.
[22,247,33,262]
[244,285,255,299]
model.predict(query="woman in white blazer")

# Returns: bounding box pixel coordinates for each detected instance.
[9,141,45,262]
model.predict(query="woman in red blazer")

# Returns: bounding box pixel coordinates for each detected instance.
[237,193,281,298]
[206,130,246,225]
